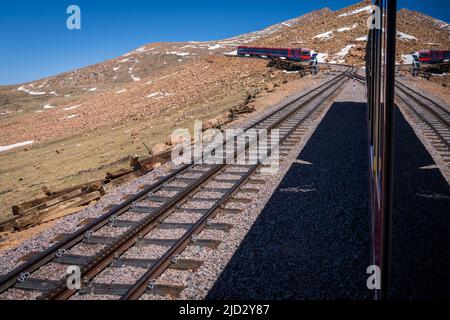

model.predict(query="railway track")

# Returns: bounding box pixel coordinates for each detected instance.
[0,67,353,300]
[347,72,449,162]
[394,81,450,161]
[350,72,366,83]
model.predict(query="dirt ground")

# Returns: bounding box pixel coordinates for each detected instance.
[0,68,326,250]
[1,64,445,250]
[0,220,59,252]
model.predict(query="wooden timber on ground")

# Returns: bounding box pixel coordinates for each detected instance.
[1,102,256,233]
[0,150,171,232]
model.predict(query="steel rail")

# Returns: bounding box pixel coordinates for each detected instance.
[48,71,349,300]
[395,92,450,148]
[396,81,450,116]
[0,69,352,299]
[395,82,450,127]
[121,75,349,300]
[0,69,350,296]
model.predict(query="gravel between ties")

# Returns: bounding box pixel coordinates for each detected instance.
[0,73,339,299]
[0,162,181,275]
[177,78,353,299]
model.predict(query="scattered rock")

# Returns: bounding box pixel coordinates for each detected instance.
[204,118,219,130]
[153,162,162,169]
[151,143,169,155]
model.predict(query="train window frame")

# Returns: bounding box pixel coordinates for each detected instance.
[366,0,397,300]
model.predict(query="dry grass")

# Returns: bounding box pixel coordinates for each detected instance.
[0,92,243,223]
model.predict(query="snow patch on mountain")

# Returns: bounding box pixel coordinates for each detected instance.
[397,31,417,41]
[338,5,372,18]
[401,54,414,64]
[335,44,356,63]
[166,51,191,56]
[316,53,329,63]
[131,75,141,82]
[59,114,78,120]
[224,50,238,56]
[147,92,170,99]
[314,23,358,41]
[17,86,46,95]
[0,140,34,152]
[313,30,334,40]
[337,24,358,32]
[208,44,223,50]
[63,104,81,111]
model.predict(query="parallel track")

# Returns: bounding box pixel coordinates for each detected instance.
[395,81,450,155]
[351,72,449,157]
[0,68,353,300]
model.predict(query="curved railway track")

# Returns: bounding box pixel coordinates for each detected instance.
[350,73,366,83]
[0,67,354,300]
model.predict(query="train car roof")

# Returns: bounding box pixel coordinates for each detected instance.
[418,49,450,53]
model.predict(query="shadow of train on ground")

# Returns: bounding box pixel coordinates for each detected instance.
[207,101,371,299]
[206,101,450,300]
[390,107,450,299]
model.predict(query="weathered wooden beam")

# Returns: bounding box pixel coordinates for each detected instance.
[102,170,145,193]
[0,217,16,232]
[106,168,134,180]
[16,188,88,217]
[42,180,104,197]
[13,180,103,216]
[139,149,173,168]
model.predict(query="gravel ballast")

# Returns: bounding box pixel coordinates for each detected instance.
[0,163,179,275]
[205,80,372,299]
[178,78,354,300]
[395,97,450,184]
[0,72,340,299]
[389,106,450,299]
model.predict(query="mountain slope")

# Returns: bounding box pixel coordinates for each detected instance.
[397,8,450,57]
[5,8,331,91]
[0,7,331,123]
[253,0,450,64]
[0,0,449,223]
[1,0,449,140]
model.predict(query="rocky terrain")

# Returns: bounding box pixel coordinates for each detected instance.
[0,56,287,144]
[0,0,449,225]
[2,0,449,131]
[253,0,450,65]
[2,1,448,126]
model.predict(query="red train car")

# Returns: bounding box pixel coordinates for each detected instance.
[417,50,450,64]
[237,46,313,62]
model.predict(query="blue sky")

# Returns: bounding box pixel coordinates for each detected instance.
[0,0,449,85]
